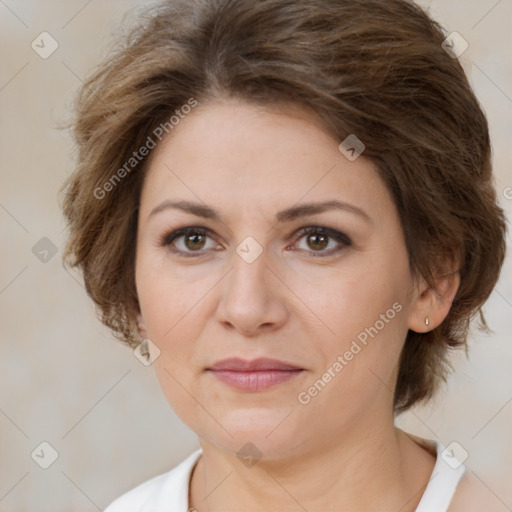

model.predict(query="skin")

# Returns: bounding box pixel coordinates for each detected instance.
[134,97,461,511]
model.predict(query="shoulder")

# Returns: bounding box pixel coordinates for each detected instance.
[103,449,202,512]
[448,471,508,512]
[402,432,506,512]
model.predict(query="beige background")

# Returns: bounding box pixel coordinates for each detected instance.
[1,1,511,510]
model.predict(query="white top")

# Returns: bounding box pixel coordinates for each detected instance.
[104,439,466,512]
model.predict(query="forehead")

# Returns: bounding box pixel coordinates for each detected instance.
[139,98,392,225]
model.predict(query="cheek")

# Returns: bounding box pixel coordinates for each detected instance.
[290,262,401,338]
[136,258,206,342]
[152,361,212,438]
[291,257,408,378]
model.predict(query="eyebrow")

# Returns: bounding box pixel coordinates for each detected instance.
[148,199,372,224]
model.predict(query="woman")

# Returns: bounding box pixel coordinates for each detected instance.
[59,0,508,510]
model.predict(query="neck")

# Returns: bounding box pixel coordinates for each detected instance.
[190,419,436,512]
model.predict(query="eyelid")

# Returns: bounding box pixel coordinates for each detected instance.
[288,226,352,257]
[158,224,351,257]
[157,226,219,256]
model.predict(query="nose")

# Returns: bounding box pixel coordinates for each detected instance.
[215,249,289,338]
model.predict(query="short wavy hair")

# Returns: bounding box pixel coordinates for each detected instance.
[59,0,508,413]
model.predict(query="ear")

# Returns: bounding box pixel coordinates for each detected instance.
[136,312,148,339]
[407,267,460,333]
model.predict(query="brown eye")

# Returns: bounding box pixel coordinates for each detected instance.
[183,232,207,251]
[306,232,329,251]
[160,227,217,256]
[159,225,351,259]
[292,226,351,257]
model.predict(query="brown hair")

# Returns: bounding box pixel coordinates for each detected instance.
[59,0,508,413]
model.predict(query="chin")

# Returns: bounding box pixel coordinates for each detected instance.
[200,407,306,460]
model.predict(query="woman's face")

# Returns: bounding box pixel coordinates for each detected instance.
[135,97,424,459]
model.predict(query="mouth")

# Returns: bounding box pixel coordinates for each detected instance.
[205,357,305,392]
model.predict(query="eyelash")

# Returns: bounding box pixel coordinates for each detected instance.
[157,225,352,258]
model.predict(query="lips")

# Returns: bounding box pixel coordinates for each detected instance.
[208,357,302,372]
[206,357,304,391]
